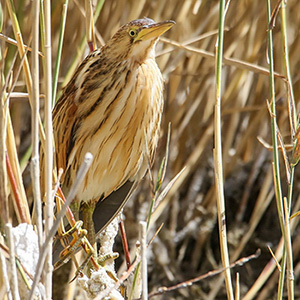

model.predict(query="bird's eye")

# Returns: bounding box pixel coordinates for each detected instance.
[129,29,137,37]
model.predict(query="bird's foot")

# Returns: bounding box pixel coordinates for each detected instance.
[97,252,119,266]
[53,220,97,272]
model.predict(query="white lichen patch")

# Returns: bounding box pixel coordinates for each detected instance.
[77,268,123,299]
[77,217,124,299]
[12,223,45,300]
[98,217,119,275]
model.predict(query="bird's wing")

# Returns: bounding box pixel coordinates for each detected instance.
[52,86,78,180]
[52,49,107,185]
[93,179,138,238]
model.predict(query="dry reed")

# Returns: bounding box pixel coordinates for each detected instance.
[0,0,300,299]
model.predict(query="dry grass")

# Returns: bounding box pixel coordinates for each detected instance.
[1,0,300,299]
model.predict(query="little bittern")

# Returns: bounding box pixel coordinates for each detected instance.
[51,18,175,253]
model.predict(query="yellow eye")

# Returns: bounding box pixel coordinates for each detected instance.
[129,29,137,37]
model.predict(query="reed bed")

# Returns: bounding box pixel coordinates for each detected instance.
[1,0,300,299]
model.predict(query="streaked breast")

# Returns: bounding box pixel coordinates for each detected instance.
[65,58,164,202]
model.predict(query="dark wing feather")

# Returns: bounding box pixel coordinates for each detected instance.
[93,180,137,238]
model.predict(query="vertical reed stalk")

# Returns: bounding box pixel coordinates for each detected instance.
[0,60,8,226]
[52,0,68,105]
[43,0,53,298]
[31,0,42,248]
[279,1,296,299]
[140,221,148,300]
[266,1,294,299]
[214,0,233,298]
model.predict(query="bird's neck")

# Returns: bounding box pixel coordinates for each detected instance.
[128,40,157,65]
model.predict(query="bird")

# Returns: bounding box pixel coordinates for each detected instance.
[51,18,175,256]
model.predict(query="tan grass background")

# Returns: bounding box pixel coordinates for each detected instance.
[1,0,300,299]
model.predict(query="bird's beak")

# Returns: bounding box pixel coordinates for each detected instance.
[135,20,175,42]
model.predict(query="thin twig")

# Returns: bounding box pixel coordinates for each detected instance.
[269,0,282,30]
[119,220,131,270]
[267,245,281,271]
[154,167,185,211]
[0,33,43,56]
[160,37,284,78]
[146,250,261,299]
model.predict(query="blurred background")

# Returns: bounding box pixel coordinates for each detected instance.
[2,0,300,299]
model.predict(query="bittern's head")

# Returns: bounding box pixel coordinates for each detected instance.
[105,18,175,63]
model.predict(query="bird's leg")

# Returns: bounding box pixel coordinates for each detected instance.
[81,200,97,250]
[81,200,97,275]
[69,197,81,220]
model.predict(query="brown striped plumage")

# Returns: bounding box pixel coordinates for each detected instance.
[52,18,174,247]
